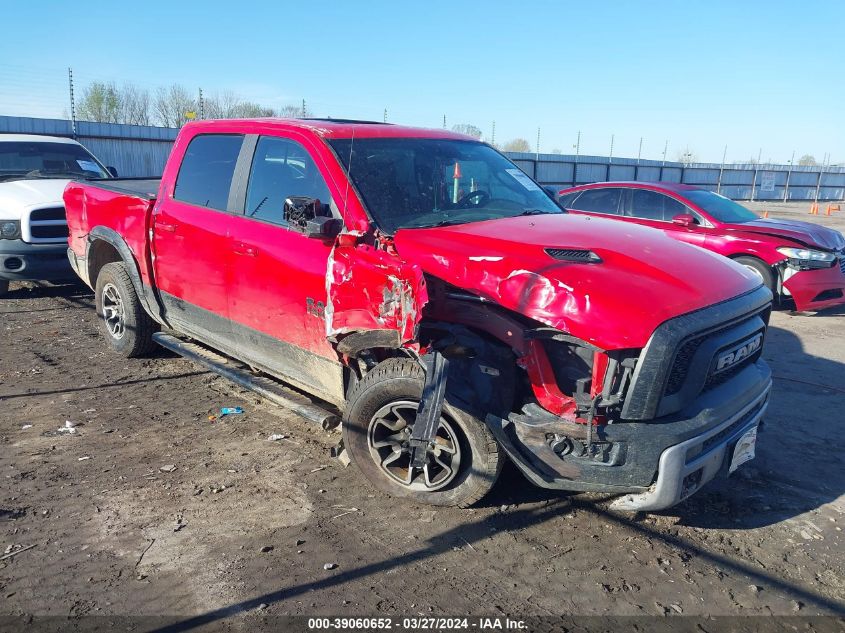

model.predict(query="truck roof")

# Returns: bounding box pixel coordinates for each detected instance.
[0,133,81,145]
[182,118,475,141]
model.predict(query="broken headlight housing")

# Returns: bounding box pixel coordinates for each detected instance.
[777,246,836,270]
[0,220,21,240]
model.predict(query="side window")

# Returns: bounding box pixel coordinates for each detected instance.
[557,192,580,209]
[630,189,689,221]
[174,134,244,211]
[245,136,332,226]
[571,188,622,214]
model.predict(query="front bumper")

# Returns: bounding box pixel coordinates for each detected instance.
[486,360,771,511]
[783,260,845,311]
[0,239,73,282]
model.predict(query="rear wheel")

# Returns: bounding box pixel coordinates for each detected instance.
[734,256,775,294]
[94,262,157,357]
[343,357,502,507]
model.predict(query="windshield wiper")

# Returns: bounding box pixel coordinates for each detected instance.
[517,209,556,216]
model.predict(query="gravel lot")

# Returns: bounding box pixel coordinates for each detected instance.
[1,202,844,629]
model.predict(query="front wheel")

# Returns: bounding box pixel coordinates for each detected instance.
[343,358,502,507]
[734,256,775,295]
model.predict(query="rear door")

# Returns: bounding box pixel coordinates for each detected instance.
[152,133,246,347]
[566,187,624,217]
[625,188,706,247]
[225,134,345,404]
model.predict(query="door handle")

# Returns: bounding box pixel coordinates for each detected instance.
[232,241,258,257]
[154,217,178,232]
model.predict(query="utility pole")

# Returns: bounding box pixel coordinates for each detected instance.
[198,88,204,119]
[68,67,77,138]
[442,114,446,129]
[573,131,581,185]
[609,134,614,164]
[784,149,795,202]
[717,145,727,194]
[662,140,668,166]
[491,121,495,146]
[383,108,387,123]
[536,127,540,160]
[637,137,643,164]
[301,99,307,118]
[750,148,762,202]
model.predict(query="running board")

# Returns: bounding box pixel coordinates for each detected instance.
[152,332,340,430]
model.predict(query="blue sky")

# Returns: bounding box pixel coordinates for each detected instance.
[1,0,842,163]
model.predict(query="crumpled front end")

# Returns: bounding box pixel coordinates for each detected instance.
[485,285,774,510]
[781,249,845,311]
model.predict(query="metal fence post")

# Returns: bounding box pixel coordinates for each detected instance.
[717,145,726,194]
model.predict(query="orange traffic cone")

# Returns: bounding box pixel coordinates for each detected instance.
[809,202,819,215]
[762,210,769,218]
[826,203,841,216]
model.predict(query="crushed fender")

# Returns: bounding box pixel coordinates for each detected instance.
[325,241,428,345]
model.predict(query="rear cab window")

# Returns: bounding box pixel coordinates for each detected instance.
[174,134,244,211]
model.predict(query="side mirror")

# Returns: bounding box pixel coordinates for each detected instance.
[671,213,696,227]
[284,196,342,239]
[106,166,119,178]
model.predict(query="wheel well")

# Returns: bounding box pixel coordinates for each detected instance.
[87,240,122,288]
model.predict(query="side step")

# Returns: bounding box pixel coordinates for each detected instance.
[152,332,341,430]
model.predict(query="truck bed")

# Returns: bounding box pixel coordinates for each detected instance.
[81,178,161,200]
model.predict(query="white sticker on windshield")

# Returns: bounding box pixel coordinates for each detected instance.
[506,168,541,192]
[76,160,100,173]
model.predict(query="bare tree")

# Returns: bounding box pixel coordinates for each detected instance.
[676,149,698,165]
[451,123,482,139]
[76,82,121,123]
[798,154,817,166]
[119,83,151,126]
[154,84,197,128]
[278,104,302,118]
[502,138,531,152]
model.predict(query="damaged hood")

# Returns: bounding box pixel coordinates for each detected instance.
[722,218,845,251]
[394,214,762,350]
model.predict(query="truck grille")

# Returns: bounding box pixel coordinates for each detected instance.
[665,313,766,397]
[621,286,773,421]
[27,206,68,244]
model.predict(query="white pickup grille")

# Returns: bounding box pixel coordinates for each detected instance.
[24,206,68,244]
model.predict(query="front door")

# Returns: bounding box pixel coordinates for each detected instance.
[225,134,344,404]
[625,188,707,248]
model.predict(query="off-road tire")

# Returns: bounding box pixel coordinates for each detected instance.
[94,262,157,357]
[0,279,9,296]
[343,357,502,507]
[734,256,775,295]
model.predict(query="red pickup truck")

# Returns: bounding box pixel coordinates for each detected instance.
[556,182,845,312]
[64,119,773,511]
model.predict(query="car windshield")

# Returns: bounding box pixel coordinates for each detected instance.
[0,141,109,181]
[328,138,562,232]
[685,190,758,224]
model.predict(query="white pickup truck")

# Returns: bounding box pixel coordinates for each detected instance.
[0,134,115,296]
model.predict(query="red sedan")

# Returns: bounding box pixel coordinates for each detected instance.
[556,182,845,312]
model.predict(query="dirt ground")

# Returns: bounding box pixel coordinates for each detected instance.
[1,203,844,630]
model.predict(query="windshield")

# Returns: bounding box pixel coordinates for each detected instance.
[685,190,758,224]
[328,138,562,232]
[0,141,109,181]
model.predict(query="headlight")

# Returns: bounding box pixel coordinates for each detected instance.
[777,246,835,269]
[0,220,21,240]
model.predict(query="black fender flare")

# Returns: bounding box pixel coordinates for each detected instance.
[86,226,168,326]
